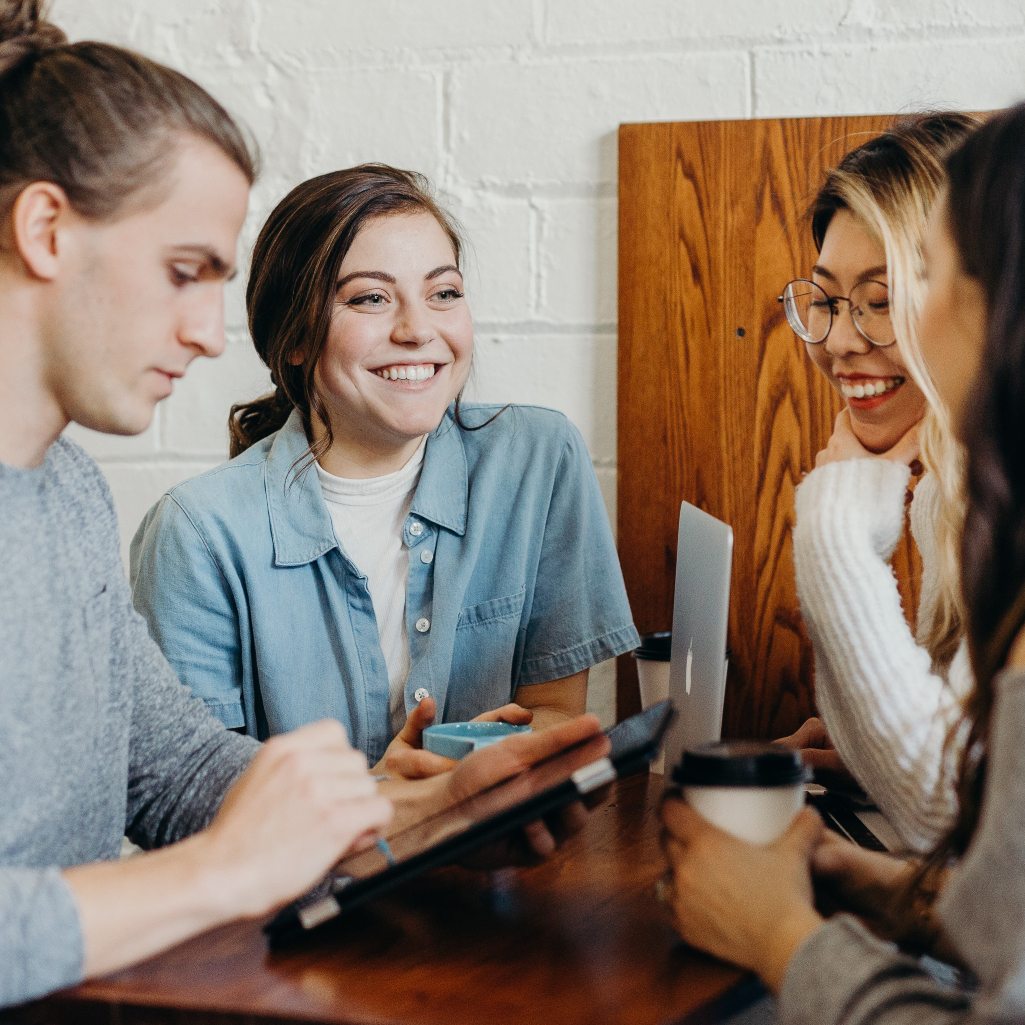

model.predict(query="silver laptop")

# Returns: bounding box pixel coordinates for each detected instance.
[662,500,734,785]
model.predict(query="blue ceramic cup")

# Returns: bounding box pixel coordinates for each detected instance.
[422,721,532,760]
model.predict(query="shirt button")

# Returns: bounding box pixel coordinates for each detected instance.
[420,549,433,565]
[415,617,430,633]
[409,521,424,536]
[414,687,429,702]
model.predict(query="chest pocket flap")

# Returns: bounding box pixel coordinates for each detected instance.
[456,587,527,630]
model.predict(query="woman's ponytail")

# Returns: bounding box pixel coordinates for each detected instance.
[228,386,294,459]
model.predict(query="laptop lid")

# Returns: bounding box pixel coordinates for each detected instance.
[663,500,734,785]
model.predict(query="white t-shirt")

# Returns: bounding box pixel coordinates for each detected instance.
[316,438,427,735]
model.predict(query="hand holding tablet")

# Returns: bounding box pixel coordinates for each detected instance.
[267,704,673,946]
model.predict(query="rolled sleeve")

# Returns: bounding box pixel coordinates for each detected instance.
[518,422,639,686]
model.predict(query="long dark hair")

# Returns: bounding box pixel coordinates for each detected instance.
[231,164,501,464]
[0,1,256,219]
[922,102,1025,878]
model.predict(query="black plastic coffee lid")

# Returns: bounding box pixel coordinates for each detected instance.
[672,741,811,788]
[632,631,671,662]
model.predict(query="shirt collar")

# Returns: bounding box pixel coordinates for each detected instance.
[410,406,468,537]
[264,411,337,567]
[265,407,468,567]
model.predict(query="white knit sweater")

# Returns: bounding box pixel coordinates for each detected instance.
[793,460,972,853]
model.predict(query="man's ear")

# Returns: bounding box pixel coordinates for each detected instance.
[12,182,73,282]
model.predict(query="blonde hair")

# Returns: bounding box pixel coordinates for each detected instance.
[810,113,980,669]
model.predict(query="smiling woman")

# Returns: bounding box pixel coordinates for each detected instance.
[660,100,1025,1025]
[129,164,639,776]
[788,209,927,451]
[777,113,983,853]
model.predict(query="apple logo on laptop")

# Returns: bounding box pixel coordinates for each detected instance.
[686,637,694,695]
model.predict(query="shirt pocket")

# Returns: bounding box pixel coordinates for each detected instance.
[448,588,528,715]
[455,587,527,631]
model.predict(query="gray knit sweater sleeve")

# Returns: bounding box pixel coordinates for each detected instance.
[779,669,1025,1024]
[117,560,259,850]
[0,439,258,1008]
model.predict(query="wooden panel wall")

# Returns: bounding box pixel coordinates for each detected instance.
[616,116,922,739]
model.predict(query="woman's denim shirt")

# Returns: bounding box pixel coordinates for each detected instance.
[130,404,639,763]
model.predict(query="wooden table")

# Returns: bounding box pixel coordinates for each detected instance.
[8,773,758,1025]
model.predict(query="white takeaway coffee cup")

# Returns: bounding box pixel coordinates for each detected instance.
[632,632,672,773]
[672,742,812,845]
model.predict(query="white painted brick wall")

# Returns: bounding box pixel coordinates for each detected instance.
[50,0,1025,726]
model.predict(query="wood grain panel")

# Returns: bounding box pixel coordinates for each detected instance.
[617,115,923,738]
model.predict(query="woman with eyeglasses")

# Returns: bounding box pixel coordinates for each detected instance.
[775,114,979,853]
[661,100,1025,1024]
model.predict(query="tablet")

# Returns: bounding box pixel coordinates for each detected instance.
[265,700,675,948]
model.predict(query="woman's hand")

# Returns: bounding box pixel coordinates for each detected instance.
[816,408,922,469]
[446,713,608,865]
[660,800,825,993]
[812,831,914,932]
[773,717,853,782]
[381,713,609,865]
[372,696,534,780]
[812,832,955,960]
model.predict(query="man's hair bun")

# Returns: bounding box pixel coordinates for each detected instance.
[0,0,256,223]
[0,1,66,78]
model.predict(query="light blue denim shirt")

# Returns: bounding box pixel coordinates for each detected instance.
[130,404,638,763]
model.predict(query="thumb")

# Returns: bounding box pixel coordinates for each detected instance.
[777,717,826,749]
[776,807,824,859]
[660,797,712,843]
[887,423,922,465]
[397,696,436,746]
[810,832,856,878]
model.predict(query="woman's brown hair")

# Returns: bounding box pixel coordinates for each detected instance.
[894,105,1025,946]
[230,164,470,463]
[930,103,1025,866]
[0,1,257,220]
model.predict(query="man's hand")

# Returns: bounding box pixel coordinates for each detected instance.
[773,717,851,779]
[196,719,393,919]
[66,719,392,979]
[661,800,825,993]
[372,697,534,780]
[816,408,922,468]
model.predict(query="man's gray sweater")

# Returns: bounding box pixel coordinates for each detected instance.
[0,438,258,1008]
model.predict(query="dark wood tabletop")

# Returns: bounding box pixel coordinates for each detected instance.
[8,772,755,1025]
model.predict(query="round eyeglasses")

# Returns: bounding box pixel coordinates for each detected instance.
[778,278,895,347]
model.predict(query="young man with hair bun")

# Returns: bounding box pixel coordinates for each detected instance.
[0,2,602,1007]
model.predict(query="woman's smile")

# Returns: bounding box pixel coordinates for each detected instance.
[808,210,927,452]
[371,361,438,384]
[835,372,905,408]
[312,210,474,476]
